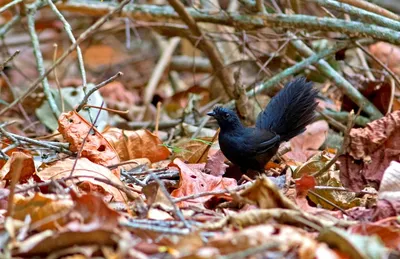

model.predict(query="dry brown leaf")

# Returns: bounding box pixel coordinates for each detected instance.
[103,128,170,163]
[205,149,228,177]
[369,42,400,76]
[239,175,297,210]
[13,193,73,231]
[58,111,120,177]
[349,223,400,251]
[338,110,400,191]
[14,193,122,256]
[206,224,336,258]
[37,158,127,202]
[170,158,237,207]
[173,138,212,164]
[0,152,35,183]
[294,152,360,210]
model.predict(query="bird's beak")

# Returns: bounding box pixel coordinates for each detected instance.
[207,111,215,117]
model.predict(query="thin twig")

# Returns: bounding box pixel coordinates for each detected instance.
[69,102,105,177]
[143,37,180,105]
[310,110,356,178]
[0,0,22,14]
[0,0,131,116]
[0,50,20,71]
[26,2,60,118]
[46,0,87,87]
[173,182,252,203]
[355,41,400,91]
[149,172,191,229]
[167,0,235,99]
[76,71,123,112]
[52,44,65,113]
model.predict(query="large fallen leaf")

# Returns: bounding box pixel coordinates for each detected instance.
[338,110,400,191]
[13,193,73,231]
[378,161,400,201]
[37,158,127,202]
[37,85,109,132]
[58,111,120,176]
[239,175,297,210]
[103,128,170,163]
[170,158,236,207]
[0,152,35,183]
[172,138,212,164]
[14,193,122,256]
[369,42,400,76]
[294,152,360,210]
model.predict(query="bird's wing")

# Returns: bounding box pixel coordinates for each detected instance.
[244,129,280,155]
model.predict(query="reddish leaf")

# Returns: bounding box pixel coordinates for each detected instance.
[170,158,237,207]
[205,149,228,177]
[349,223,400,251]
[338,110,400,191]
[103,128,170,163]
[58,111,120,177]
[0,152,35,183]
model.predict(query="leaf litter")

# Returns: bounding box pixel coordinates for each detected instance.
[1,2,400,258]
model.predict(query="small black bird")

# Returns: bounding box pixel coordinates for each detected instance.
[207,77,318,173]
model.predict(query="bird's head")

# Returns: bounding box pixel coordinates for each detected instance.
[207,107,242,131]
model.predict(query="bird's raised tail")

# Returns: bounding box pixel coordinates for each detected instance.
[256,77,318,142]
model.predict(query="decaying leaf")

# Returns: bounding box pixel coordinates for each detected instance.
[13,193,73,231]
[172,137,212,164]
[58,111,120,177]
[369,42,400,76]
[103,128,170,163]
[205,149,228,177]
[349,223,400,251]
[170,158,237,207]
[240,175,297,210]
[0,152,35,183]
[318,227,387,259]
[37,158,127,202]
[338,110,400,191]
[204,224,336,257]
[294,152,360,210]
[14,193,122,256]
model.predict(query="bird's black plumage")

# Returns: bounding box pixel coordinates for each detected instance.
[207,77,318,173]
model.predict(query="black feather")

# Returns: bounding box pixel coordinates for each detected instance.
[208,77,318,173]
[256,77,318,141]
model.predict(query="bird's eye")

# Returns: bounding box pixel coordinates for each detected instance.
[223,113,230,119]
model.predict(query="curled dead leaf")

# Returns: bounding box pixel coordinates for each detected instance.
[0,152,35,182]
[338,110,400,191]
[37,158,128,202]
[58,111,120,177]
[239,175,297,210]
[103,128,170,163]
[13,193,73,231]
